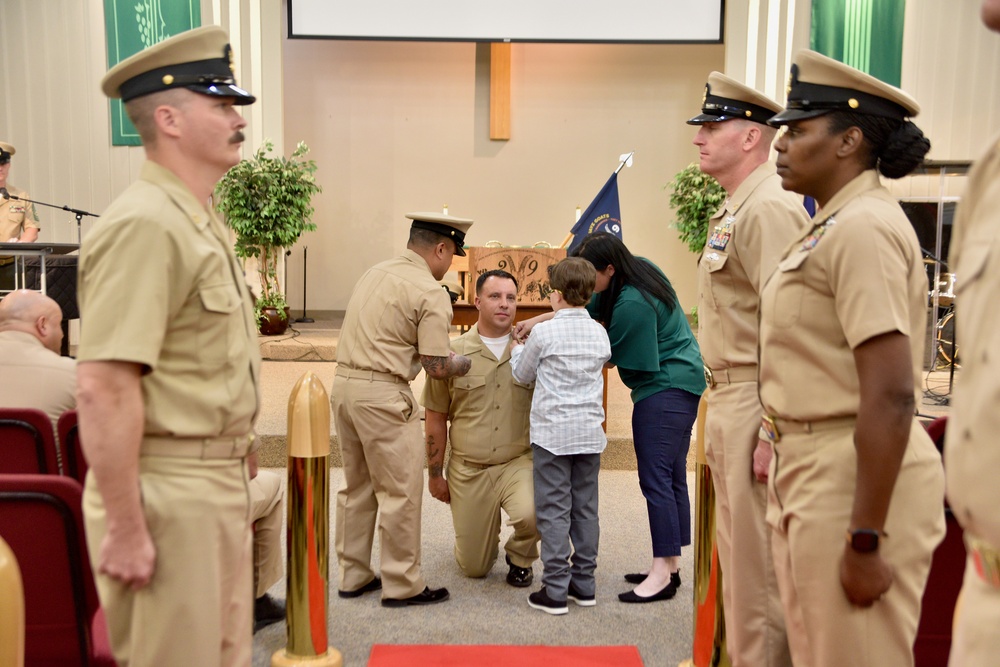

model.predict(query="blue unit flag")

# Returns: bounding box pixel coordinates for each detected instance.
[566,172,622,255]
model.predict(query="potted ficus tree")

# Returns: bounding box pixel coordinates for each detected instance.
[215,140,322,335]
[667,162,725,327]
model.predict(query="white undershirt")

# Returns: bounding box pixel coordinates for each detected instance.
[479,333,510,360]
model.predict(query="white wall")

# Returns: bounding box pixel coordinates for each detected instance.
[1,0,998,314]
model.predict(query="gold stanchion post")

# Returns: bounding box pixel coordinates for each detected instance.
[272,372,342,667]
[679,393,731,667]
[0,535,25,667]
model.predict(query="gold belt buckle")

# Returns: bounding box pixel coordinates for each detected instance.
[761,415,781,443]
[969,535,1000,588]
[703,366,715,389]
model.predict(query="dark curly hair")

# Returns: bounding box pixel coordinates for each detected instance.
[826,111,930,179]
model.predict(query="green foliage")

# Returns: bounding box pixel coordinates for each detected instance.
[667,163,726,254]
[215,140,322,322]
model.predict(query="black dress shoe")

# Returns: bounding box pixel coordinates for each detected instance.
[253,593,286,633]
[617,580,678,604]
[506,554,534,588]
[338,576,382,599]
[381,586,450,608]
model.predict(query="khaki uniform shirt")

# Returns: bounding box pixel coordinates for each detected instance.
[698,162,810,369]
[336,249,453,380]
[0,330,75,424]
[759,170,927,420]
[1,185,39,263]
[421,325,533,465]
[946,134,1000,548]
[77,161,260,437]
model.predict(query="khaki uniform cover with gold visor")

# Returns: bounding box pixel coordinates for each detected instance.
[759,50,945,667]
[690,72,809,667]
[945,130,1000,665]
[79,26,260,667]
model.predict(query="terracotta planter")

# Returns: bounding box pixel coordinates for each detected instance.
[258,306,291,336]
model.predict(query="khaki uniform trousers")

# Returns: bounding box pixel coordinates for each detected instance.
[83,456,253,667]
[704,381,790,667]
[768,420,945,667]
[448,452,539,576]
[250,470,284,597]
[332,375,425,599]
[949,552,1000,666]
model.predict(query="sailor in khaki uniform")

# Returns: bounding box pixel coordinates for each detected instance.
[0,142,40,291]
[759,51,945,667]
[422,270,539,586]
[77,26,260,666]
[333,212,473,607]
[688,73,809,667]
[945,5,1000,663]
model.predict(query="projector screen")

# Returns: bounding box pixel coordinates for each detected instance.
[287,0,724,43]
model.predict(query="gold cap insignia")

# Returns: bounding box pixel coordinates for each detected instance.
[745,110,752,117]
[848,98,859,109]
[162,74,174,86]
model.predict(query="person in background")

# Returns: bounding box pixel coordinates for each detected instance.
[944,2,1000,664]
[0,141,40,292]
[0,289,74,424]
[422,269,540,588]
[510,257,610,615]
[688,72,809,666]
[332,212,472,608]
[78,26,262,666]
[759,50,944,666]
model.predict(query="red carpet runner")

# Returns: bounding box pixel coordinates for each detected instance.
[368,644,644,666]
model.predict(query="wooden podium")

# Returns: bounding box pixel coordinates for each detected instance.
[450,246,565,326]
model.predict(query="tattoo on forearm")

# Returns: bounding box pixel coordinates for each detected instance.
[429,463,443,478]
[421,354,471,378]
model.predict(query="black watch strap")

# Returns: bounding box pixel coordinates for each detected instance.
[846,528,882,553]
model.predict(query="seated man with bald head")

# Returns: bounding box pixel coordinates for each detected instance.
[0,289,74,424]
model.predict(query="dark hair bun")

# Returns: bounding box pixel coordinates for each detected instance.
[878,121,931,179]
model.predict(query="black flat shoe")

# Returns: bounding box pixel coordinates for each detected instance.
[381,586,450,608]
[618,580,678,604]
[624,570,681,585]
[338,576,382,599]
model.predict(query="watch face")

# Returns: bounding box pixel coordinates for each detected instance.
[850,530,880,553]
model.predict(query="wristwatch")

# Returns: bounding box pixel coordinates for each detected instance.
[846,528,882,553]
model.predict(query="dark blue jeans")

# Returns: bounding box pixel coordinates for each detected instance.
[632,388,700,557]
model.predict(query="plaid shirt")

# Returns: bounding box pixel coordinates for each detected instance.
[510,308,610,455]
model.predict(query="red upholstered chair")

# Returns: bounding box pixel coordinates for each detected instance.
[0,408,61,476]
[915,416,965,667]
[0,475,116,666]
[57,410,88,485]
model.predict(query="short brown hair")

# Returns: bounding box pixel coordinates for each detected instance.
[548,257,596,307]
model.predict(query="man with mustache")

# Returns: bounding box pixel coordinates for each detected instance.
[422,270,540,587]
[77,26,262,666]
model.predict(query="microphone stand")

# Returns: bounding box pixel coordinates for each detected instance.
[2,190,99,245]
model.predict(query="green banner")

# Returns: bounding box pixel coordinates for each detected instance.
[104,0,201,146]
[811,0,905,86]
